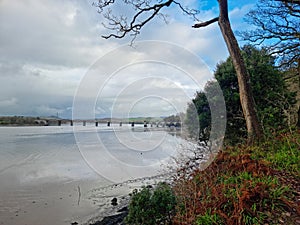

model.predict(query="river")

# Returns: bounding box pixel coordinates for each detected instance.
[0,125,182,225]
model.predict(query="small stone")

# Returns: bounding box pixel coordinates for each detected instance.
[285,212,291,217]
[111,197,118,206]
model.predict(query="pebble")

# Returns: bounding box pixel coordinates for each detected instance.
[111,197,118,206]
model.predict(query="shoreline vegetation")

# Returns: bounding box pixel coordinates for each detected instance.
[170,130,300,225]
[0,116,51,126]
[84,129,299,225]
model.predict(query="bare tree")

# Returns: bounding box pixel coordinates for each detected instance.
[94,0,263,144]
[241,0,300,68]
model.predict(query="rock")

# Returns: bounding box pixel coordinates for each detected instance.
[89,211,128,225]
[111,197,118,206]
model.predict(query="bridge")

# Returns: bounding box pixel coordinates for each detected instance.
[41,118,181,129]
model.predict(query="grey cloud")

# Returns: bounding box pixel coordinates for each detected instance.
[0,97,18,107]
[0,0,252,118]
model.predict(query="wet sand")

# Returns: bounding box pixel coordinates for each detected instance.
[0,174,104,225]
[0,171,168,225]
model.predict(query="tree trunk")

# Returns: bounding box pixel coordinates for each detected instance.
[218,0,263,144]
[297,59,300,128]
[297,107,300,128]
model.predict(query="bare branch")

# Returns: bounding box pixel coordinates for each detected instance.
[192,17,219,28]
[95,0,201,41]
[276,0,300,5]
[93,0,115,12]
[173,1,200,21]
[241,0,300,68]
[99,0,173,39]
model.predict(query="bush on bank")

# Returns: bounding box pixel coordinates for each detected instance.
[125,182,176,225]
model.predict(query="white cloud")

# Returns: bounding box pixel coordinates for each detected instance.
[229,3,256,32]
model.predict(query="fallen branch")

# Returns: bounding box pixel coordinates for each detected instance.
[77,185,81,206]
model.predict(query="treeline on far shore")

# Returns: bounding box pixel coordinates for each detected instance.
[0,116,54,126]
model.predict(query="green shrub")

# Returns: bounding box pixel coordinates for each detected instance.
[196,209,224,225]
[125,182,176,225]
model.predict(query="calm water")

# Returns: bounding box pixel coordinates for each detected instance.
[0,125,180,225]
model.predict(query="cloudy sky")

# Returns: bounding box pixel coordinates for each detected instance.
[0,0,257,119]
